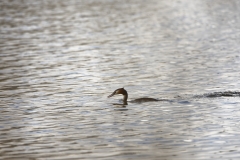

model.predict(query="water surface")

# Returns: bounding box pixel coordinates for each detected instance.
[1,0,240,159]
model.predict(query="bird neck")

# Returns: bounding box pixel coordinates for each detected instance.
[123,93,128,105]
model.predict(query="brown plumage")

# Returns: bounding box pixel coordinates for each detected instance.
[108,88,159,105]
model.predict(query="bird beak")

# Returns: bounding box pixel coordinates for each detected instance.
[108,90,116,98]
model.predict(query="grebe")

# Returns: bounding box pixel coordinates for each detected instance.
[108,88,160,105]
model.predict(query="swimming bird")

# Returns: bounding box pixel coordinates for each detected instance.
[108,88,160,105]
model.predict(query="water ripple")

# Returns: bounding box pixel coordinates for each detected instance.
[1,0,240,159]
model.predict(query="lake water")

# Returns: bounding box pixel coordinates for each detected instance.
[1,0,240,159]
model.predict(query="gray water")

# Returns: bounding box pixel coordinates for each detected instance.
[1,0,240,159]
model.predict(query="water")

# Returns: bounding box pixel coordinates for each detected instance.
[1,0,240,159]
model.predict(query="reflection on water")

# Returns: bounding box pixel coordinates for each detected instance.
[1,0,240,159]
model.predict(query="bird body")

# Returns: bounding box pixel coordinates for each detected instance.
[108,88,159,105]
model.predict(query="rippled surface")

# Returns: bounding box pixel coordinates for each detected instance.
[1,0,240,159]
